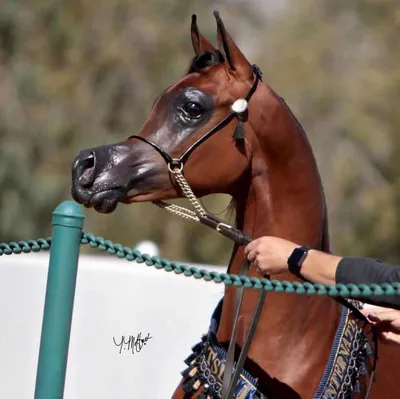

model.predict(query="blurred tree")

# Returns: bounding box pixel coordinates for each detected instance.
[0,0,257,264]
[1,0,399,265]
[253,0,400,261]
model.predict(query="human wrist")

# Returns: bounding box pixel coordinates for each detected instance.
[301,250,341,285]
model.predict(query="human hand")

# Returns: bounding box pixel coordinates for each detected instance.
[361,307,400,346]
[244,236,298,275]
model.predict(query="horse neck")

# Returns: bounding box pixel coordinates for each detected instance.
[231,85,328,271]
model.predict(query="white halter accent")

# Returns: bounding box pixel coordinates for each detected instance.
[231,98,248,114]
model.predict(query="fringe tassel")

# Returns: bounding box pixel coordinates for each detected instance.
[359,360,367,375]
[365,342,374,356]
[198,387,215,399]
[182,377,201,393]
[182,377,197,393]
[233,117,245,140]
[354,379,361,393]
[191,341,204,353]
[181,365,198,379]
[181,366,190,378]
[184,352,197,366]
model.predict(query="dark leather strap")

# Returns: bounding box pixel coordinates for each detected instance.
[198,214,267,398]
[126,135,174,164]
[215,226,267,399]
[199,214,251,246]
[222,270,266,399]
[221,259,246,393]
[199,213,267,398]
[227,290,266,398]
[127,65,262,168]
[179,65,261,164]
[127,112,236,167]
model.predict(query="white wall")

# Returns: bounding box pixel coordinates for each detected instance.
[0,253,225,399]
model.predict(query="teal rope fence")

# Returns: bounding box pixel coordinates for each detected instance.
[1,200,400,399]
[2,221,400,299]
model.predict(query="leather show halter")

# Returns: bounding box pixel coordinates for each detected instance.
[128,64,261,170]
[128,65,267,398]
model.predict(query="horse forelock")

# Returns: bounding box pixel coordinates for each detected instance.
[188,50,225,74]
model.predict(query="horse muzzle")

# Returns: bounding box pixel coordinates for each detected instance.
[71,148,122,213]
[71,143,169,213]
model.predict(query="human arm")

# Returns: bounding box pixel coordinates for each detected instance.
[335,256,400,308]
[244,236,400,309]
[244,237,341,284]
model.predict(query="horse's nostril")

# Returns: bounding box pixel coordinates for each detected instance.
[73,150,97,188]
[82,152,95,168]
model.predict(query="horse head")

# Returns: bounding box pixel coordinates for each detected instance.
[71,12,262,215]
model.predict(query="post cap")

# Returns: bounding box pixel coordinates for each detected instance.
[52,200,85,229]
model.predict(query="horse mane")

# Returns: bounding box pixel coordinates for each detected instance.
[188,50,225,73]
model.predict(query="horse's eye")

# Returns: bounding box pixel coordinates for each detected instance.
[181,102,204,119]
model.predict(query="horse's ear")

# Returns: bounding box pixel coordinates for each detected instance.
[191,14,216,56]
[213,11,253,79]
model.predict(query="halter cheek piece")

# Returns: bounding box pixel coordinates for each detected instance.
[127,64,262,172]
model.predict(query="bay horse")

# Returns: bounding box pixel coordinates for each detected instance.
[70,12,400,399]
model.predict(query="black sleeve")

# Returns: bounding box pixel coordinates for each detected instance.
[335,257,400,309]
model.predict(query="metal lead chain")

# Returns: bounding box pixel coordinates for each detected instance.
[152,201,200,222]
[152,163,207,222]
[172,167,207,217]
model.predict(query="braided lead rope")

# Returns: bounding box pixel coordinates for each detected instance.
[2,234,400,298]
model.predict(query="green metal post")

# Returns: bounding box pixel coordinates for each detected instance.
[34,201,85,399]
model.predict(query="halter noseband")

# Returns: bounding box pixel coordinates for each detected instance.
[127,64,263,171]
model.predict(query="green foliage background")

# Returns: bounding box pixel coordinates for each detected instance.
[1,0,399,264]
